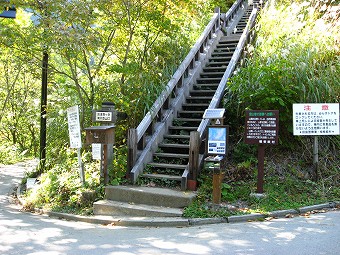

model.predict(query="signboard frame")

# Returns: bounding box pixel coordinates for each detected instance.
[245,110,279,145]
[293,103,339,136]
[206,125,229,155]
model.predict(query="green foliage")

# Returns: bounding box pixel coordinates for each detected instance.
[184,155,340,218]
[1,0,222,168]
[23,150,103,215]
[226,0,340,144]
[0,144,31,164]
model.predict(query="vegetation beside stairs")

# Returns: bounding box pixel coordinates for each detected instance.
[18,0,340,218]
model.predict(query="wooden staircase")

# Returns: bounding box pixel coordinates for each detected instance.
[140,36,240,188]
[139,4,256,189]
[93,0,262,218]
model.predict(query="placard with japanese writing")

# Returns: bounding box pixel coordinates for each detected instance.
[293,103,340,135]
[67,105,82,148]
[92,143,102,160]
[245,110,279,145]
[95,111,113,122]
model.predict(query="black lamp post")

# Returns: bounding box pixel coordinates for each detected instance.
[2,2,48,172]
[39,50,48,171]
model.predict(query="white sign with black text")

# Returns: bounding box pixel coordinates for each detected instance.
[293,103,339,135]
[67,105,82,148]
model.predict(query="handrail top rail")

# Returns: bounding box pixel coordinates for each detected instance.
[225,0,245,21]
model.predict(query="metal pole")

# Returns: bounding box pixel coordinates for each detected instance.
[39,51,48,172]
[313,136,319,181]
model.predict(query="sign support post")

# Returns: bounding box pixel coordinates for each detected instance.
[245,110,279,194]
[67,105,85,184]
[313,136,319,181]
[256,144,266,193]
[202,108,228,203]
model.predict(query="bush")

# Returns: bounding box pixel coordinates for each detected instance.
[23,151,103,215]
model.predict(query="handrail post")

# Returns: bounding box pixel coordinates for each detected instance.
[127,128,137,179]
[214,7,221,31]
[188,131,200,190]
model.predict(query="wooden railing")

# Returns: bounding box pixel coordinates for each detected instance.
[127,0,251,184]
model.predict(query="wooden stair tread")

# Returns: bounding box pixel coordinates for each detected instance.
[168,126,197,130]
[148,162,187,169]
[164,134,191,139]
[142,173,182,181]
[154,152,189,158]
[159,143,189,148]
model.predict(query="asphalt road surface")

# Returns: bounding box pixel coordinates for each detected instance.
[1,161,339,255]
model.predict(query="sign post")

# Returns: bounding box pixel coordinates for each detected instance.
[202,108,227,203]
[67,105,85,184]
[293,103,339,180]
[245,110,279,194]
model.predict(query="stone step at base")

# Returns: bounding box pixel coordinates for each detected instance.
[94,200,183,217]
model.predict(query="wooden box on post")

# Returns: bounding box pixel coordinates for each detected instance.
[85,125,115,145]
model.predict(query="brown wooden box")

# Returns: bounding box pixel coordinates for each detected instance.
[85,125,115,144]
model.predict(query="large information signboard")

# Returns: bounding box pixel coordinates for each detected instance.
[245,110,279,145]
[293,103,339,136]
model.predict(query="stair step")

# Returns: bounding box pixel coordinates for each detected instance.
[104,186,196,207]
[193,83,219,87]
[199,71,225,77]
[148,162,187,170]
[216,42,237,47]
[159,143,190,149]
[209,56,232,62]
[153,152,189,158]
[169,125,197,130]
[197,77,222,83]
[212,51,234,56]
[142,173,182,182]
[205,62,229,68]
[182,105,209,110]
[164,134,191,139]
[178,110,204,114]
[94,200,183,217]
[174,117,202,122]
[189,90,215,96]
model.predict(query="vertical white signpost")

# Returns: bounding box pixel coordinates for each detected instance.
[67,106,85,184]
[293,103,340,180]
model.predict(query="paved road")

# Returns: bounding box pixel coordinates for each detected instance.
[1,161,339,255]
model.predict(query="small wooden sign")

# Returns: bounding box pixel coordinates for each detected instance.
[245,110,279,145]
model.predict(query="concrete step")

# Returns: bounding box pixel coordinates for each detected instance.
[94,200,183,217]
[104,185,196,208]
